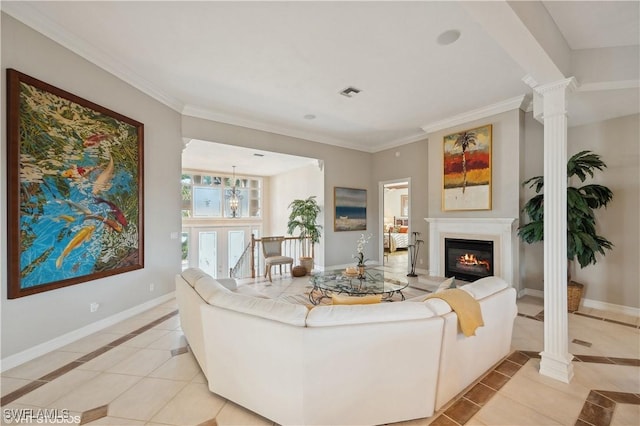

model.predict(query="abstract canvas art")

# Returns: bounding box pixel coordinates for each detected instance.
[443,124,492,211]
[6,69,144,298]
[334,187,367,231]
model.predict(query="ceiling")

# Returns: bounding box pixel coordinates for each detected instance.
[183,139,318,176]
[3,1,638,172]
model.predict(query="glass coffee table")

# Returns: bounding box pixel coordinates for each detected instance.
[309,268,409,305]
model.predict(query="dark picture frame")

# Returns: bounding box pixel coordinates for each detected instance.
[6,69,144,298]
[334,187,367,231]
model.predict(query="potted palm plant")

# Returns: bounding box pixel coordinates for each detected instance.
[518,150,613,311]
[287,196,322,274]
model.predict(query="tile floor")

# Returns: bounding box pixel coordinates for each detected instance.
[1,272,638,426]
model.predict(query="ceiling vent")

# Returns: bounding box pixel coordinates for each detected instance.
[339,86,361,98]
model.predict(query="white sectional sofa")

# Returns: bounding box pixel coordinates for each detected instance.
[175,268,517,426]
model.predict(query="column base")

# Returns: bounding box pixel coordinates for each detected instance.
[539,351,574,383]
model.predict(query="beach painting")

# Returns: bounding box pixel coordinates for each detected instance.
[334,187,367,231]
[6,69,144,298]
[443,124,492,211]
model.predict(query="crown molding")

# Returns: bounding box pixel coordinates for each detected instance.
[576,79,639,92]
[370,131,428,153]
[1,2,184,112]
[182,105,372,152]
[421,94,529,134]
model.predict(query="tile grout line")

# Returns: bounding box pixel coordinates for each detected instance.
[429,350,640,426]
[574,389,640,426]
[518,308,640,329]
[1,309,179,406]
[432,351,531,425]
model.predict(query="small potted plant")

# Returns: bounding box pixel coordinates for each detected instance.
[518,150,613,311]
[353,233,372,278]
[287,196,322,274]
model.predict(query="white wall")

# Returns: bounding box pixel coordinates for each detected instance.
[384,187,408,219]
[269,164,325,267]
[1,14,183,358]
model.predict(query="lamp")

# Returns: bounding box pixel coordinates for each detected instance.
[227,166,241,218]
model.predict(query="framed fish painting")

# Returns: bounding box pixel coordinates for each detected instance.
[6,69,144,298]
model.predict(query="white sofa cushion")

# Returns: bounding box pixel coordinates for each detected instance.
[194,275,229,301]
[216,278,238,290]
[462,276,509,300]
[208,291,308,327]
[181,267,210,287]
[424,298,453,316]
[306,302,434,327]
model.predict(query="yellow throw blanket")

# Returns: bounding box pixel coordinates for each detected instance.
[426,289,484,337]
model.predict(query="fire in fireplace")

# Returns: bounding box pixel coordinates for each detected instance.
[444,238,494,282]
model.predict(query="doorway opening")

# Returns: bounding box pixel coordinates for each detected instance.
[181,139,323,278]
[380,179,410,273]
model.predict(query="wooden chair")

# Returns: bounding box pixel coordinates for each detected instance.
[261,236,293,282]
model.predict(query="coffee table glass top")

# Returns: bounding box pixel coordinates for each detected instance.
[309,268,408,303]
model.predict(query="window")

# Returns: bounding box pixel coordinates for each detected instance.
[181,172,261,219]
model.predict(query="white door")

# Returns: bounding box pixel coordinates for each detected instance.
[186,226,257,278]
[198,230,218,277]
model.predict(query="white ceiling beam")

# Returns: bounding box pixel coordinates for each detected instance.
[461,0,566,85]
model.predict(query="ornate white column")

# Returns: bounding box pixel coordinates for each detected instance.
[532,77,577,383]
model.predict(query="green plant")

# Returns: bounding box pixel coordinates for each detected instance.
[518,150,614,270]
[286,196,322,257]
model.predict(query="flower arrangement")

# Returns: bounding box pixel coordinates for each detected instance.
[353,233,373,267]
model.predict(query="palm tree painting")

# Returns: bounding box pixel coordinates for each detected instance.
[443,124,492,211]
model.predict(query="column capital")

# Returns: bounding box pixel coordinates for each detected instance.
[533,77,578,95]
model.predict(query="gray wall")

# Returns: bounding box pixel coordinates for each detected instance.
[570,114,639,307]
[520,112,640,308]
[520,112,545,291]
[427,109,523,219]
[181,116,375,268]
[371,139,430,270]
[1,14,183,358]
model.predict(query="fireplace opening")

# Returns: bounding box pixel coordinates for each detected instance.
[444,238,494,282]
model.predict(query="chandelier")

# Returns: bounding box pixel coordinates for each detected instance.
[226,166,241,218]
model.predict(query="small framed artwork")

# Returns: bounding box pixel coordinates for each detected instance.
[400,194,409,217]
[334,187,366,231]
[443,124,492,211]
[6,69,144,298]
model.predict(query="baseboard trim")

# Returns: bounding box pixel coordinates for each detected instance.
[0,291,176,372]
[517,288,639,317]
[581,298,640,317]
[519,288,544,299]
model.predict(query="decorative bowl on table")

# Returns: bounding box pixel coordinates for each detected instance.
[343,267,359,277]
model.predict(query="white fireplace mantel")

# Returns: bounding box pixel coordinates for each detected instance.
[425,218,519,287]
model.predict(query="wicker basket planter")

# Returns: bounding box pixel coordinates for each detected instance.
[568,281,584,312]
[292,265,307,277]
